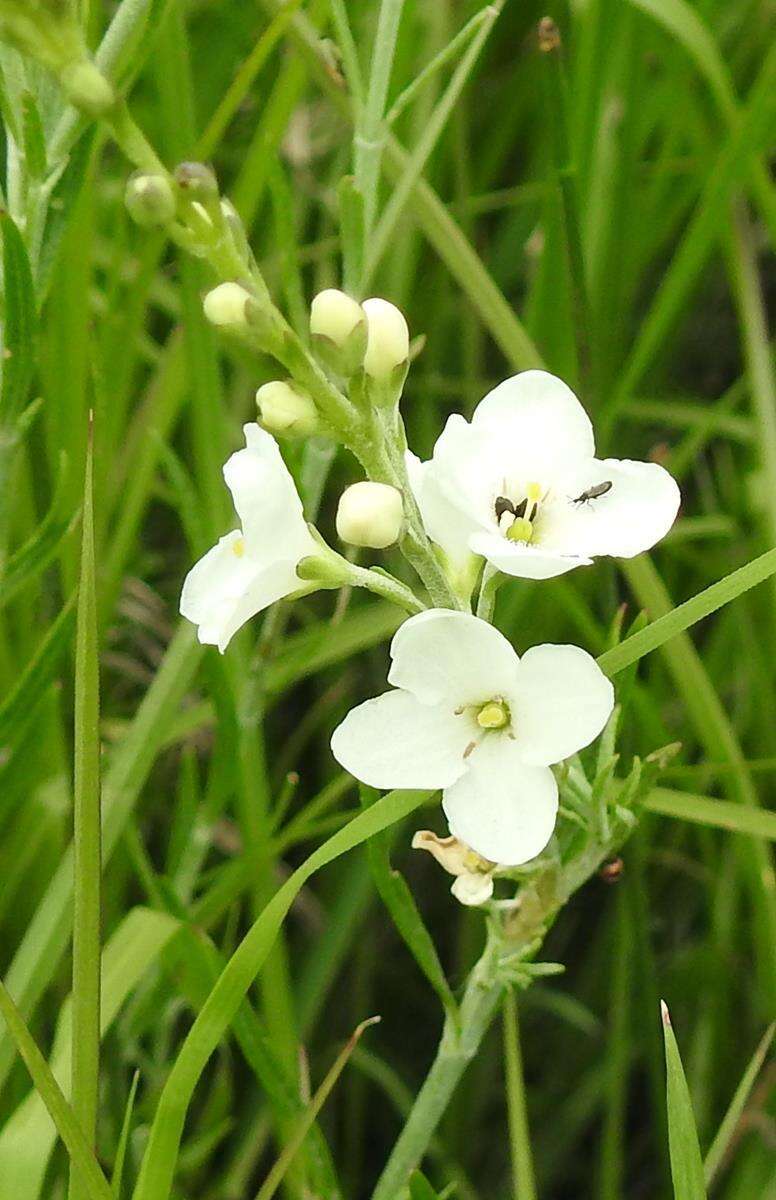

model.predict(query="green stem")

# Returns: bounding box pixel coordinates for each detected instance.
[503,992,537,1200]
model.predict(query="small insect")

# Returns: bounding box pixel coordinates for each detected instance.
[599,857,624,884]
[571,480,613,506]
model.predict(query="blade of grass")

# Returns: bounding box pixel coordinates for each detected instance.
[254,1017,380,1200]
[503,991,537,1200]
[68,416,101,1200]
[132,788,430,1200]
[354,0,406,240]
[644,789,776,841]
[0,981,112,1200]
[111,1071,140,1199]
[703,1023,775,1186]
[661,1002,707,1200]
[597,546,776,678]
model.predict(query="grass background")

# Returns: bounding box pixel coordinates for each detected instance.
[0,0,774,1196]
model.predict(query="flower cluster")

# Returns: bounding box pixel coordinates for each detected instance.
[178,279,680,904]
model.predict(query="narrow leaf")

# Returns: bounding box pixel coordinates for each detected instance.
[599,546,776,677]
[254,1017,380,1200]
[645,789,776,840]
[111,1072,140,1199]
[0,981,112,1200]
[661,1002,707,1200]
[0,210,37,424]
[69,418,102,1200]
[703,1023,775,1186]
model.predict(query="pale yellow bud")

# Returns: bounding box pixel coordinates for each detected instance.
[362,298,409,378]
[336,482,403,549]
[256,381,319,438]
[310,289,364,346]
[203,282,252,327]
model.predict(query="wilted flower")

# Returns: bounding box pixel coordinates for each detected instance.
[180,424,316,651]
[408,370,680,581]
[331,610,614,865]
[412,830,495,906]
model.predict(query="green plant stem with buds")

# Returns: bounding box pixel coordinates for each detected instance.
[372,793,640,1199]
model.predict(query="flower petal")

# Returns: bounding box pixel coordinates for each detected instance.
[387,609,521,706]
[180,530,302,652]
[541,457,681,558]
[472,371,595,482]
[469,530,592,579]
[406,416,496,566]
[509,644,614,765]
[331,689,472,790]
[443,737,558,865]
[224,423,316,563]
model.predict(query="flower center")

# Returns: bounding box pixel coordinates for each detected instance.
[476,699,510,730]
[495,481,544,545]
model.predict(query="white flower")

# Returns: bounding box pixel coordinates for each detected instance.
[407,370,680,580]
[362,298,409,377]
[180,424,316,652]
[331,610,614,865]
[336,482,404,549]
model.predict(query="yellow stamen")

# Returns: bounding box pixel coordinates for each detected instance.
[526,481,542,502]
[232,536,246,557]
[476,700,510,730]
[506,516,533,543]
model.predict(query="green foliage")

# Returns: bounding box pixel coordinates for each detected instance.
[662,1003,707,1199]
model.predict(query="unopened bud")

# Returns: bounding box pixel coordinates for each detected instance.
[336,482,403,550]
[451,873,494,906]
[310,289,366,376]
[203,282,254,328]
[174,161,219,203]
[362,298,409,379]
[125,172,176,227]
[60,60,114,115]
[256,381,319,438]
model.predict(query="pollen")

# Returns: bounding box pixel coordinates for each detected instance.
[232,536,246,557]
[476,700,510,730]
[526,481,543,502]
[506,516,534,543]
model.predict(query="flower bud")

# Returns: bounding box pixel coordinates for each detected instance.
[203,282,253,328]
[60,60,114,115]
[362,298,409,378]
[174,161,219,204]
[310,289,363,345]
[336,482,403,550]
[310,289,366,377]
[256,381,319,438]
[125,172,176,227]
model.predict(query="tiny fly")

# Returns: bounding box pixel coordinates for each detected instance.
[571,480,612,506]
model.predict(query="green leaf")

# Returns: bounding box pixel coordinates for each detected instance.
[644,789,776,841]
[0,983,112,1200]
[20,92,46,181]
[111,1071,140,1200]
[132,788,430,1200]
[704,1023,775,1186]
[661,1002,707,1200]
[361,787,458,1023]
[0,597,76,753]
[598,546,776,678]
[0,908,179,1200]
[69,421,101,1200]
[0,210,37,425]
[409,1170,442,1200]
[0,454,77,609]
